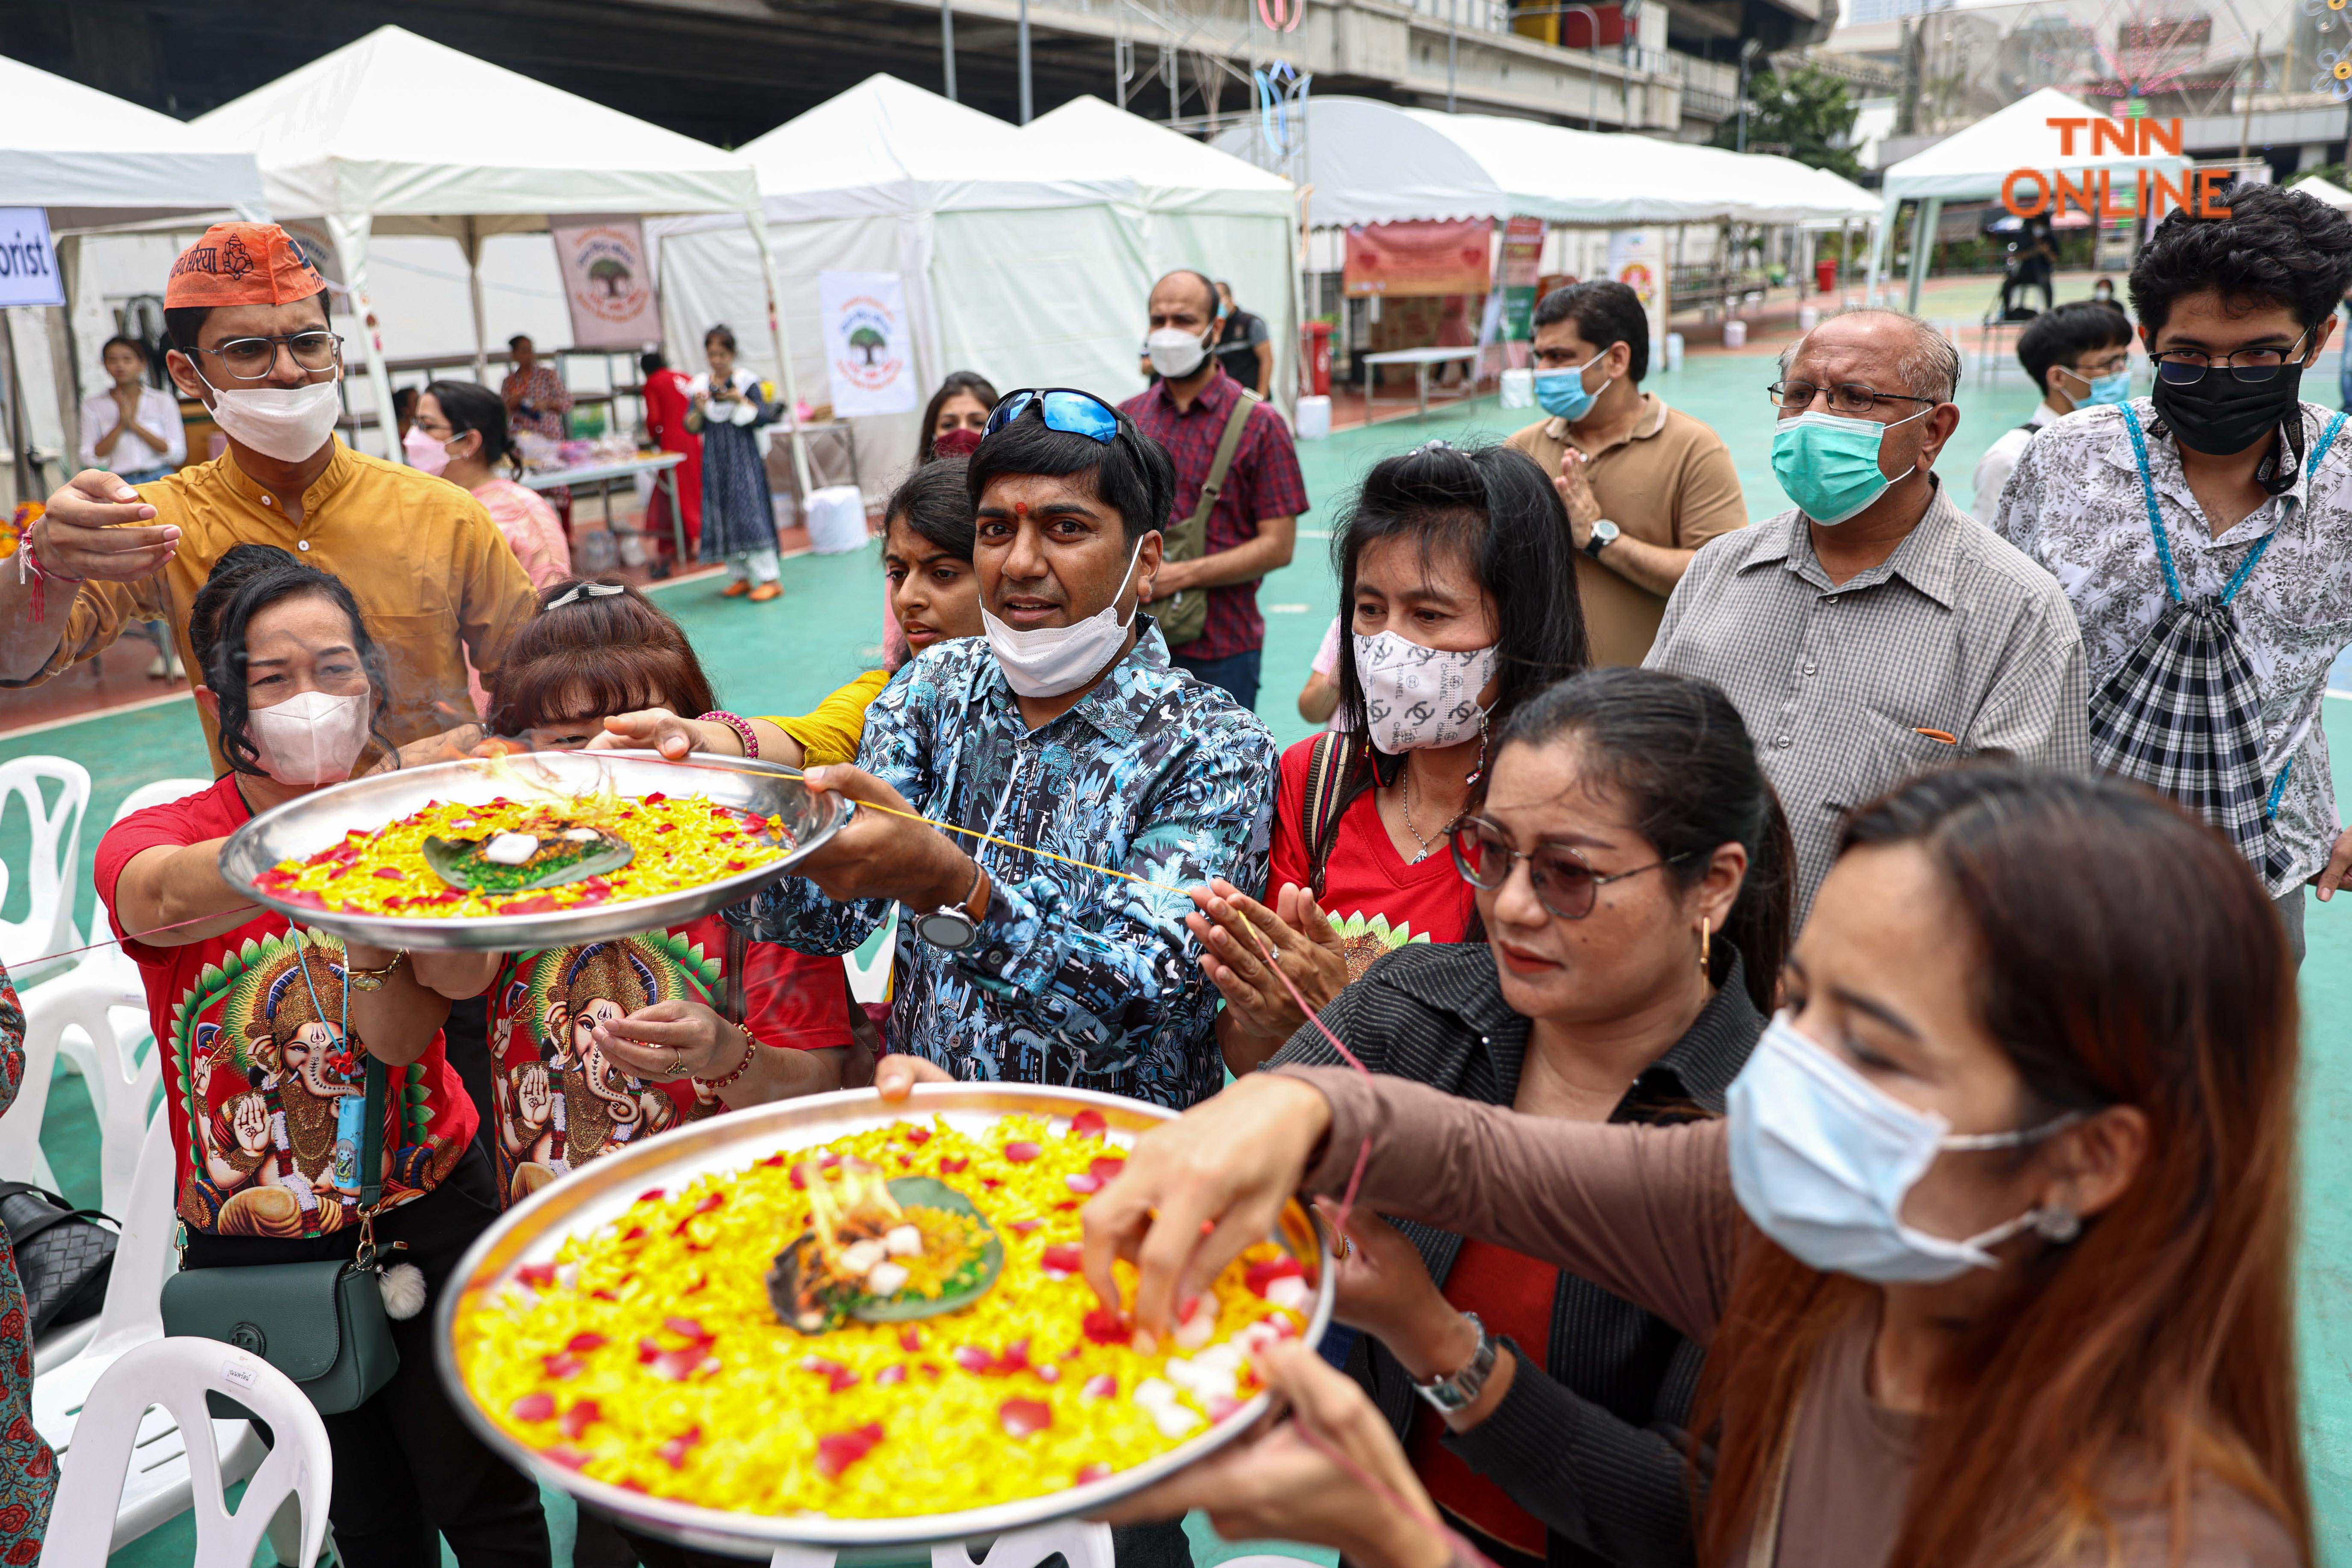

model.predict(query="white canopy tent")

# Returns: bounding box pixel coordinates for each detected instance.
[656,77,1300,490]
[1211,97,1882,227]
[192,25,802,483]
[0,53,267,499]
[2290,174,2352,212]
[1869,87,2193,313]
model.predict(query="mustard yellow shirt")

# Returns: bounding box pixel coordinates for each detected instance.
[14,440,537,771]
[765,668,889,767]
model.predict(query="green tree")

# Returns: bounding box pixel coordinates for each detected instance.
[849,325,886,366]
[1712,64,1864,182]
[588,257,631,297]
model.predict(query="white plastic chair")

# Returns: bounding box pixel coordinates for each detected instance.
[42,1337,331,1568]
[770,1521,1114,1568]
[0,756,91,988]
[18,966,159,1219]
[33,1113,270,1551]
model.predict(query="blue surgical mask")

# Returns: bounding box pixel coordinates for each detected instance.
[1770,406,1931,526]
[2065,366,2130,407]
[1534,349,1610,422]
[1726,1016,2079,1285]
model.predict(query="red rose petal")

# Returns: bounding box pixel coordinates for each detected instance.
[1087,1156,1127,1182]
[999,1399,1053,1438]
[983,1178,1005,1190]
[694,1192,726,1215]
[939,1155,969,1174]
[651,1347,714,1382]
[638,1188,667,1203]
[952,1345,993,1373]
[1076,1462,1114,1485]
[1008,1219,1043,1237]
[1081,1373,1118,1400]
[1070,1109,1108,1140]
[659,1426,703,1469]
[371,867,404,880]
[1064,1174,1103,1195]
[1082,1308,1128,1346]
[877,1363,909,1387]
[566,1333,608,1354]
[898,1328,922,1352]
[510,1392,555,1423]
[801,1356,859,1393]
[541,1352,583,1380]
[1040,1243,1084,1278]
[1003,1141,1042,1163]
[814,1422,886,1479]
[664,1317,712,1344]
[591,1289,620,1302]
[1244,1257,1307,1297]
[543,1445,592,1471]
[515,1263,557,1290]
[561,1399,603,1440]
[905,1126,933,1145]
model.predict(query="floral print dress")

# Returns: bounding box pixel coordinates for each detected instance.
[0,967,56,1562]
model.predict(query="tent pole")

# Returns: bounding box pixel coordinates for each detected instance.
[330,214,401,462]
[1864,198,1897,308]
[465,218,489,383]
[1905,196,1939,314]
[2,310,33,508]
[1019,0,1034,124]
[942,0,958,101]
[748,210,815,499]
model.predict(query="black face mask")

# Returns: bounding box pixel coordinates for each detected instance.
[2151,360,2306,459]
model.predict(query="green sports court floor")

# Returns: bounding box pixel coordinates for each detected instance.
[6,352,2350,1562]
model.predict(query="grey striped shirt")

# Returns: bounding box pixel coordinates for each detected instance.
[1646,481,2092,915]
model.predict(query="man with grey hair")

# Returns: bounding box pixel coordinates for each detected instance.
[1646,308,2091,915]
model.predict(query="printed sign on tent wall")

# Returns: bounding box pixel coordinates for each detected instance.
[0,210,65,309]
[1606,229,1669,359]
[553,219,659,349]
[817,271,918,419]
[1342,221,1493,298]
[1499,216,1545,344]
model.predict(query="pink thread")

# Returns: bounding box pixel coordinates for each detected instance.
[1241,921,1373,1243]
[1289,1408,1497,1568]
[17,903,263,969]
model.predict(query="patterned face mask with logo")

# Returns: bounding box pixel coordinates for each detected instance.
[1352,630,1499,755]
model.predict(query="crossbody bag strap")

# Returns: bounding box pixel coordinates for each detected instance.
[1300,729,1351,900]
[1189,388,1261,530]
[2228,408,2352,607]
[2118,403,2185,605]
[359,1053,386,1214]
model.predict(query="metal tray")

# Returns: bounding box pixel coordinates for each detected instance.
[217,750,852,952]
[434,1083,1334,1560]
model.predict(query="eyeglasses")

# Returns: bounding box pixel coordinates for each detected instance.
[984,388,1122,444]
[1768,381,1941,419]
[195,331,344,384]
[2148,331,2311,386]
[1447,815,1691,921]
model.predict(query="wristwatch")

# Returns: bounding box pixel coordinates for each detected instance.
[1412,1311,1498,1412]
[1582,518,1621,559]
[913,859,990,951]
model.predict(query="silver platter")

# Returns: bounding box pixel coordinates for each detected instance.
[217,750,852,952]
[434,1083,1334,1560]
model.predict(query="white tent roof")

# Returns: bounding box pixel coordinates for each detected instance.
[742,74,1123,222]
[0,53,265,231]
[1214,97,1882,227]
[193,25,759,231]
[2290,174,2352,211]
[1023,97,1293,216]
[1881,87,2191,203]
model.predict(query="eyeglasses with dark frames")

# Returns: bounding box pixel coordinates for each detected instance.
[2148,330,2312,387]
[1767,380,1941,419]
[1447,815,1693,921]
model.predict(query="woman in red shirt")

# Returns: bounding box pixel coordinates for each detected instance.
[96,544,548,1567]
[1190,442,1590,1074]
[640,347,704,562]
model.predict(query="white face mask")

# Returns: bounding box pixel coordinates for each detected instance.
[1726,1015,2079,1285]
[1353,629,1498,755]
[1146,326,1211,380]
[199,369,345,464]
[980,537,1147,698]
[248,688,373,785]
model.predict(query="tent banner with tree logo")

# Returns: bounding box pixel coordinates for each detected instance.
[817,269,917,418]
[553,217,659,349]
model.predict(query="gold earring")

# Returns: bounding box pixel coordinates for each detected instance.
[1699,916,1711,974]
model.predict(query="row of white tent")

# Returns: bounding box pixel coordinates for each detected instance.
[9,24,1883,483]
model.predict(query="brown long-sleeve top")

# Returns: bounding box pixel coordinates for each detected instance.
[1275,1065,2302,1568]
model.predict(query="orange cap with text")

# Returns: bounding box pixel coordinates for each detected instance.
[164,223,326,309]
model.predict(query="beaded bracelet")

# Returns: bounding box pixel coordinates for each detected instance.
[695,1028,760,1091]
[697,709,758,759]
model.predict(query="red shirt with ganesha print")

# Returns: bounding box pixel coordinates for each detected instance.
[96,775,479,1239]
[484,912,853,1208]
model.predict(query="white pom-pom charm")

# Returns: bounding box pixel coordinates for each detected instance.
[378,1261,427,1320]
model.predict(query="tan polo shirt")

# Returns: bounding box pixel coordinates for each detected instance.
[14,440,537,770]
[1507,393,1748,667]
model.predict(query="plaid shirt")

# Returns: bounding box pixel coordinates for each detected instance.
[1120,368,1310,661]
[1646,479,2092,916]
[1994,399,2352,895]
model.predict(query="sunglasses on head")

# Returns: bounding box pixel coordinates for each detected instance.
[984,388,1122,444]
[1448,815,1693,921]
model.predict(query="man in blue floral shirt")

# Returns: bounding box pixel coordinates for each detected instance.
[734,390,1277,1108]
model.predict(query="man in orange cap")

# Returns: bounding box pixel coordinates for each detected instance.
[0,222,536,769]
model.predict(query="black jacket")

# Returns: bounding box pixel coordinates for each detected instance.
[1268,941,1761,1568]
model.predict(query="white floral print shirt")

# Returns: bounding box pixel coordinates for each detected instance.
[1992,398,2352,895]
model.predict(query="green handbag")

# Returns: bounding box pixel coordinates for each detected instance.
[163,1050,402,1421]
